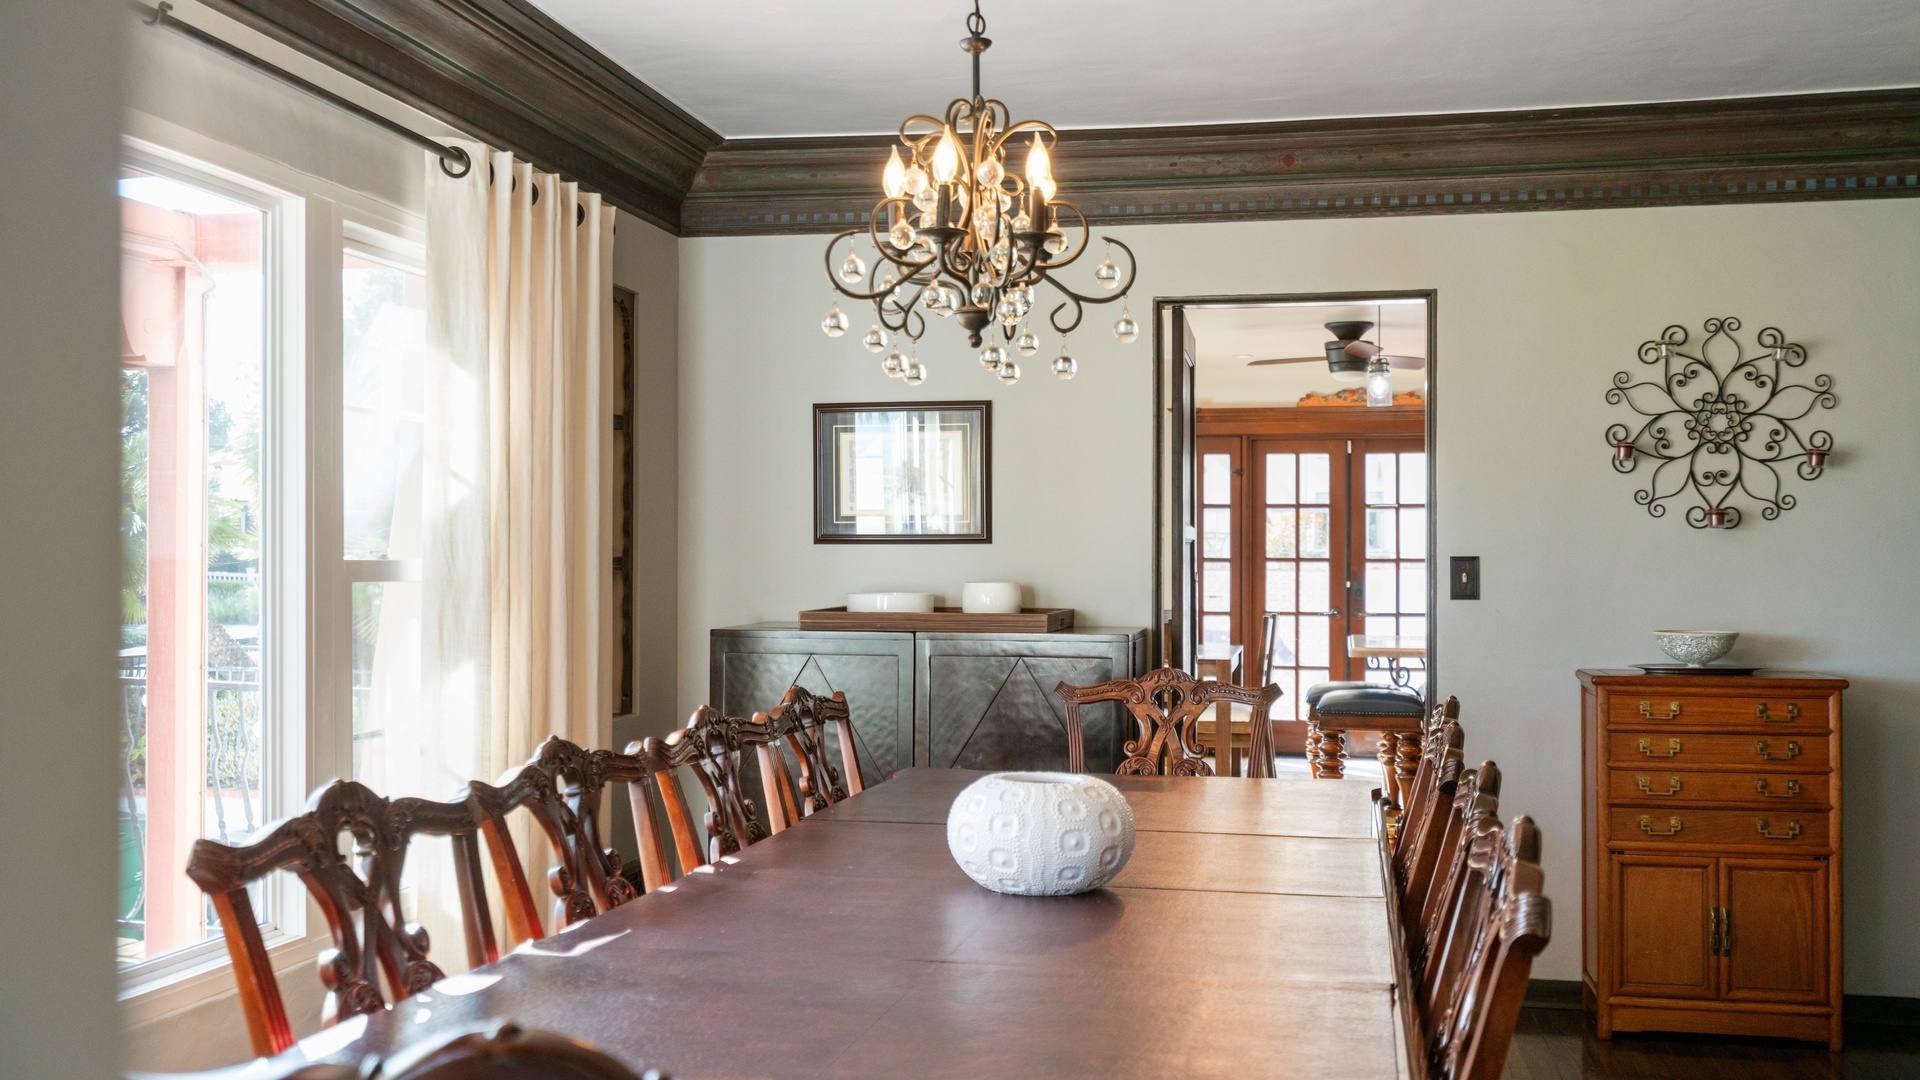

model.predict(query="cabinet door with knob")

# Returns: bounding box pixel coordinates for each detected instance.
[1580,669,1845,1050]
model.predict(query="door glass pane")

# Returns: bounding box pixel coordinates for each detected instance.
[1400,563,1428,614]
[1399,452,1427,504]
[1399,508,1426,558]
[1366,562,1398,614]
[1202,453,1231,505]
[1400,616,1428,639]
[1365,615,1397,637]
[1265,561,1295,613]
[1298,615,1330,667]
[1366,508,1396,558]
[343,249,426,560]
[1202,562,1232,613]
[1299,561,1330,612]
[1266,509,1296,558]
[1201,614,1231,651]
[1272,669,1299,721]
[118,169,268,965]
[1365,453,1395,504]
[1299,509,1330,558]
[1300,453,1331,504]
[1264,453,1295,505]
[1202,507,1232,558]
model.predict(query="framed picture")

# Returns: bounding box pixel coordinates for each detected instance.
[814,401,991,542]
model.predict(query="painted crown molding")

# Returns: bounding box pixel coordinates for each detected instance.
[683,90,1920,236]
[189,2,1920,237]
[197,0,721,232]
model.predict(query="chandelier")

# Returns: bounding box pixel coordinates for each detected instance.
[819,2,1139,386]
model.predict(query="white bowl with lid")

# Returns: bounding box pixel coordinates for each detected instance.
[846,591,937,613]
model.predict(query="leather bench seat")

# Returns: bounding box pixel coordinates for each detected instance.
[1313,685,1425,719]
[1303,680,1371,706]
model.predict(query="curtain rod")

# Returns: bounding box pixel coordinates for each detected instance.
[133,1,472,178]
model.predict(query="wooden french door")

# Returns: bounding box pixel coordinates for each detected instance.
[1196,433,1428,721]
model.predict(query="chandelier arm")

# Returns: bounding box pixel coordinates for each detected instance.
[988,119,1056,161]
[1040,200,1093,268]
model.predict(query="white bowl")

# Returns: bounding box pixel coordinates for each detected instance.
[1654,630,1739,667]
[947,772,1136,896]
[960,581,1022,614]
[846,591,937,613]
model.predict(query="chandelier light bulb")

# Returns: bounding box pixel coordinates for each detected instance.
[821,302,849,337]
[1366,358,1394,408]
[1016,329,1039,356]
[997,360,1021,385]
[882,349,907,377]
[863,326,889,353]
[882,146,908,199]
[839,252,866,284]
[903,359,928,386]
[980,343,1007,372]
[932,129,962,185]
[1025,134,1053,194]
[1053,353,1077,380]
[1113,310,1139,344]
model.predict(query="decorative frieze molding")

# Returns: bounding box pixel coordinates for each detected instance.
[683,90,1920,236]
[198,0,720,233]
[185,4,1920,238]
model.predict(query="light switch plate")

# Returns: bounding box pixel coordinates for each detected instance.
[1449,556,1480,600]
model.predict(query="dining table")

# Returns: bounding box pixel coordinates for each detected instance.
[281,768,1416,1080]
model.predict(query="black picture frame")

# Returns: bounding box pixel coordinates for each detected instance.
[813,401,991,543]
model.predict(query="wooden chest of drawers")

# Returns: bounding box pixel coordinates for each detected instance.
[1579,669,1847,1049]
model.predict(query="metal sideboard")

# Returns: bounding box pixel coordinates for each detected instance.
[710,623,1148,777]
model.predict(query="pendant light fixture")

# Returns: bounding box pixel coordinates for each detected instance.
[820,1,1139,385]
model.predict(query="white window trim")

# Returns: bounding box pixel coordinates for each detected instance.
[118,119,426,1022]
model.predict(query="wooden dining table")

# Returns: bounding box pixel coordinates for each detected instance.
[282,768,1414,1080]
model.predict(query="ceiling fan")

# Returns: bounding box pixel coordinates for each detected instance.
[1245,320,1426,382]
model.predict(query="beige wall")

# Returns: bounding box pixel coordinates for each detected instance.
[678,198,1920,993]
[0,0,124,1075]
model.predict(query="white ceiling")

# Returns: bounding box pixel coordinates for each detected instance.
[530,1,1920,139]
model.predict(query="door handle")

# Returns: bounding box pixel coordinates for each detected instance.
[1314,610,1342,617]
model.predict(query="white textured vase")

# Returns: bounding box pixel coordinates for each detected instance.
[946,772,1136,896]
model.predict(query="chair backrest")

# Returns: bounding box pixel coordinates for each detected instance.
[1396,731,1464,905]
[185,780,534,1058]
[1415,761,1503,978]
[626,707,775,885]
[468,737,644,932]
[374,1021,665,1080]
[754,686,864,834]
[1428,817,1550,1080]
[1394,715,1463,874]
[1054,666,1282,778]
[1248,612,1281,689]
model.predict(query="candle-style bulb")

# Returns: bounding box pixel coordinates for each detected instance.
[882,146,907,199]
[932,129,961,184]
[1025,133,1053,196]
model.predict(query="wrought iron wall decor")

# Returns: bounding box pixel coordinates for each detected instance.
[1605,317,1834,529]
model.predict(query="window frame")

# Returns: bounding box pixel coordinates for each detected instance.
[117,129,424,1021]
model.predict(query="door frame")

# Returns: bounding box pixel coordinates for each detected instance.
[1151,291,1439,692]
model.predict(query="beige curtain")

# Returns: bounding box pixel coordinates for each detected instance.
[423,141,616,952]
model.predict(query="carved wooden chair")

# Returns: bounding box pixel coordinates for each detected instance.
[625,707,776,887]
[1425,817,1551,1080]
[184,780,538,1058]
[754,685,865,834]
[1055,666,1281,778]
[1391,695,1460,827]
[130,1022,668,1080]
[467,736,645,932]
[1393,711,1463,872]
[1405,759,1498,935]
[1394,730,1464,912]
[1413,762,1502,975]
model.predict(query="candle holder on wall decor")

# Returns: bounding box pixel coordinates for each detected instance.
[1604,317,1835,530]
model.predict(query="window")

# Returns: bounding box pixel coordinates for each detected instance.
[117,163,281,971]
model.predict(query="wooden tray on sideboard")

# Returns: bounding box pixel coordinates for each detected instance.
[797,607,1076,633]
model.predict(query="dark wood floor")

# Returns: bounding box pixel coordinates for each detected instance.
[1504,1008,1920,1079]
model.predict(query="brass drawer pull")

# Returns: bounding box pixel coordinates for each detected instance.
[1640,699,1682,720]
[1637,775,1681,796]
[1755,739,1800,761]
[1755,777,1801,799]
[1755,702,1801,723]
[1638,814,1683,837]
[1756,818,1803,840]
[1638,738,1682,758]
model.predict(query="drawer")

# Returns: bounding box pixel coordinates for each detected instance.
[1607,693,1828,730]
[1607,732,1829,770]
[1607,768,1829,808]
[1609,807,1831,850]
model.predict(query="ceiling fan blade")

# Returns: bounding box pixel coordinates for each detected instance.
[1342,340,1383,359]
[1245,356,1326,366]
[1386,355,1427,370]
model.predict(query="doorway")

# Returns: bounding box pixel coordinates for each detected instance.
[1154,293,1436,749]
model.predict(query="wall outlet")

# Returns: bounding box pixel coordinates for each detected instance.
[1449,556,1480,600]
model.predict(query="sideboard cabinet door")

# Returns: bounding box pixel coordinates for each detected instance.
[916,630,1147,772]
[710,628,915,782]
[1613,855,1718,1001]
[1721,858,1828,1005]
